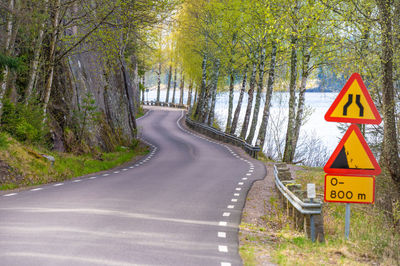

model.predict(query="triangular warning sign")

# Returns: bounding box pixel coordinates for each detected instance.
[325,73,382,124]
[324,124,381,175]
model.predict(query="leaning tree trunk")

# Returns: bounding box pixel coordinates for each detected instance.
[43,0,61,120]
[283,34,298,163]
[292,44,311,157]
[230,64,248,134]
[179,72,185,105]
[25,0,49,104]
[166,64,172,103]
[172,67,177,104]
[225,71,235,132]
[156,62,161,102]
[258,41,277,149]
[208,59,220,126]
[120,56,137,137]
[246,46,266,144]
[377,0,400,189]
[240,58,258,139]
[187,80,193,106]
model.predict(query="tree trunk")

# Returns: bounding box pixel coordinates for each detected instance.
[230,64,248,135]
[0,0,15,114]
[377,0,400,189]
[283,34,298,163]
[172,67,177,104]
[246,46,266,144]
[208,59,220,126]
[194,84,198,107]
[42,0,61,120]
[120,57,137,137]
[292,44,311,156]
[257,41,277,149]
[141,75,145,103]
[131,53,140,112]
[195,53,207,120]
[240,58,258,139]
[156,62,161,102]
[179,71,184,105]
[225,71,235,132]
[25,0,49,104]
[187,80,193,106]
[166,64,172,103]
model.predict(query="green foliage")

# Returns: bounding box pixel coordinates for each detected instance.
[0,132,9,150]
[0,99,49,146]
[0,53,20,70]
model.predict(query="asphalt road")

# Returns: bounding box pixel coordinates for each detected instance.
[0,107,266,266]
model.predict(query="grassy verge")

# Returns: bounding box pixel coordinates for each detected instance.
[0,133,149,190]
[240,164,400,265]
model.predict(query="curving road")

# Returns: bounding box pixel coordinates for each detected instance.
[0,107,266,266]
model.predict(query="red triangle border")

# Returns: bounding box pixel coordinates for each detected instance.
[324,124,381,175]
[324,73,382,124]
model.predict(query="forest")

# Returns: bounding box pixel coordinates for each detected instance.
[147,0,400,194]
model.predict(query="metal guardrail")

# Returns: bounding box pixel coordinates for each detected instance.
[142,101,188,110]
[274,164,322,214]
[185,116,261,158]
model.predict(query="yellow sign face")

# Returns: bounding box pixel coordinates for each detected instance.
[324,175,375,204]
[324,125,381,176]
[325,73,381,124]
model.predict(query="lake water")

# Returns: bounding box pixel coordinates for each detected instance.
[145,89,342,165]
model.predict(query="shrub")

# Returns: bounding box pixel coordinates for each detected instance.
[0,99,49,146]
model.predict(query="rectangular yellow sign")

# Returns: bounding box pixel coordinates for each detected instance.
[324,175,375,204]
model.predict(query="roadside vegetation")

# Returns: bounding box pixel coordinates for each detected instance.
[0,132,148,191]
[240,163,400,265]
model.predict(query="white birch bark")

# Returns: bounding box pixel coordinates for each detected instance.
[246,46,266,144]
[25,0,49,103]
[258,41,277,149]
[156,62,161,102]
[0,0,15,112]
[43,0,61,119]
[179,70,184,105]
[208,59,220,126]
[230,64,248,135]
[240,58,258,139]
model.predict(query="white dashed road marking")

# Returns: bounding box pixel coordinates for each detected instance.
[54,183,64,187]
[221,263,231,266]
[218,232,226,238]
[89,176,97,179]
[3,193,17,197]
[218,245,228,252]
[30,188,43,192]
[227,205,234,209]
[219,221,227,226]
[72,180,81,183]
[223,212,231,217]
